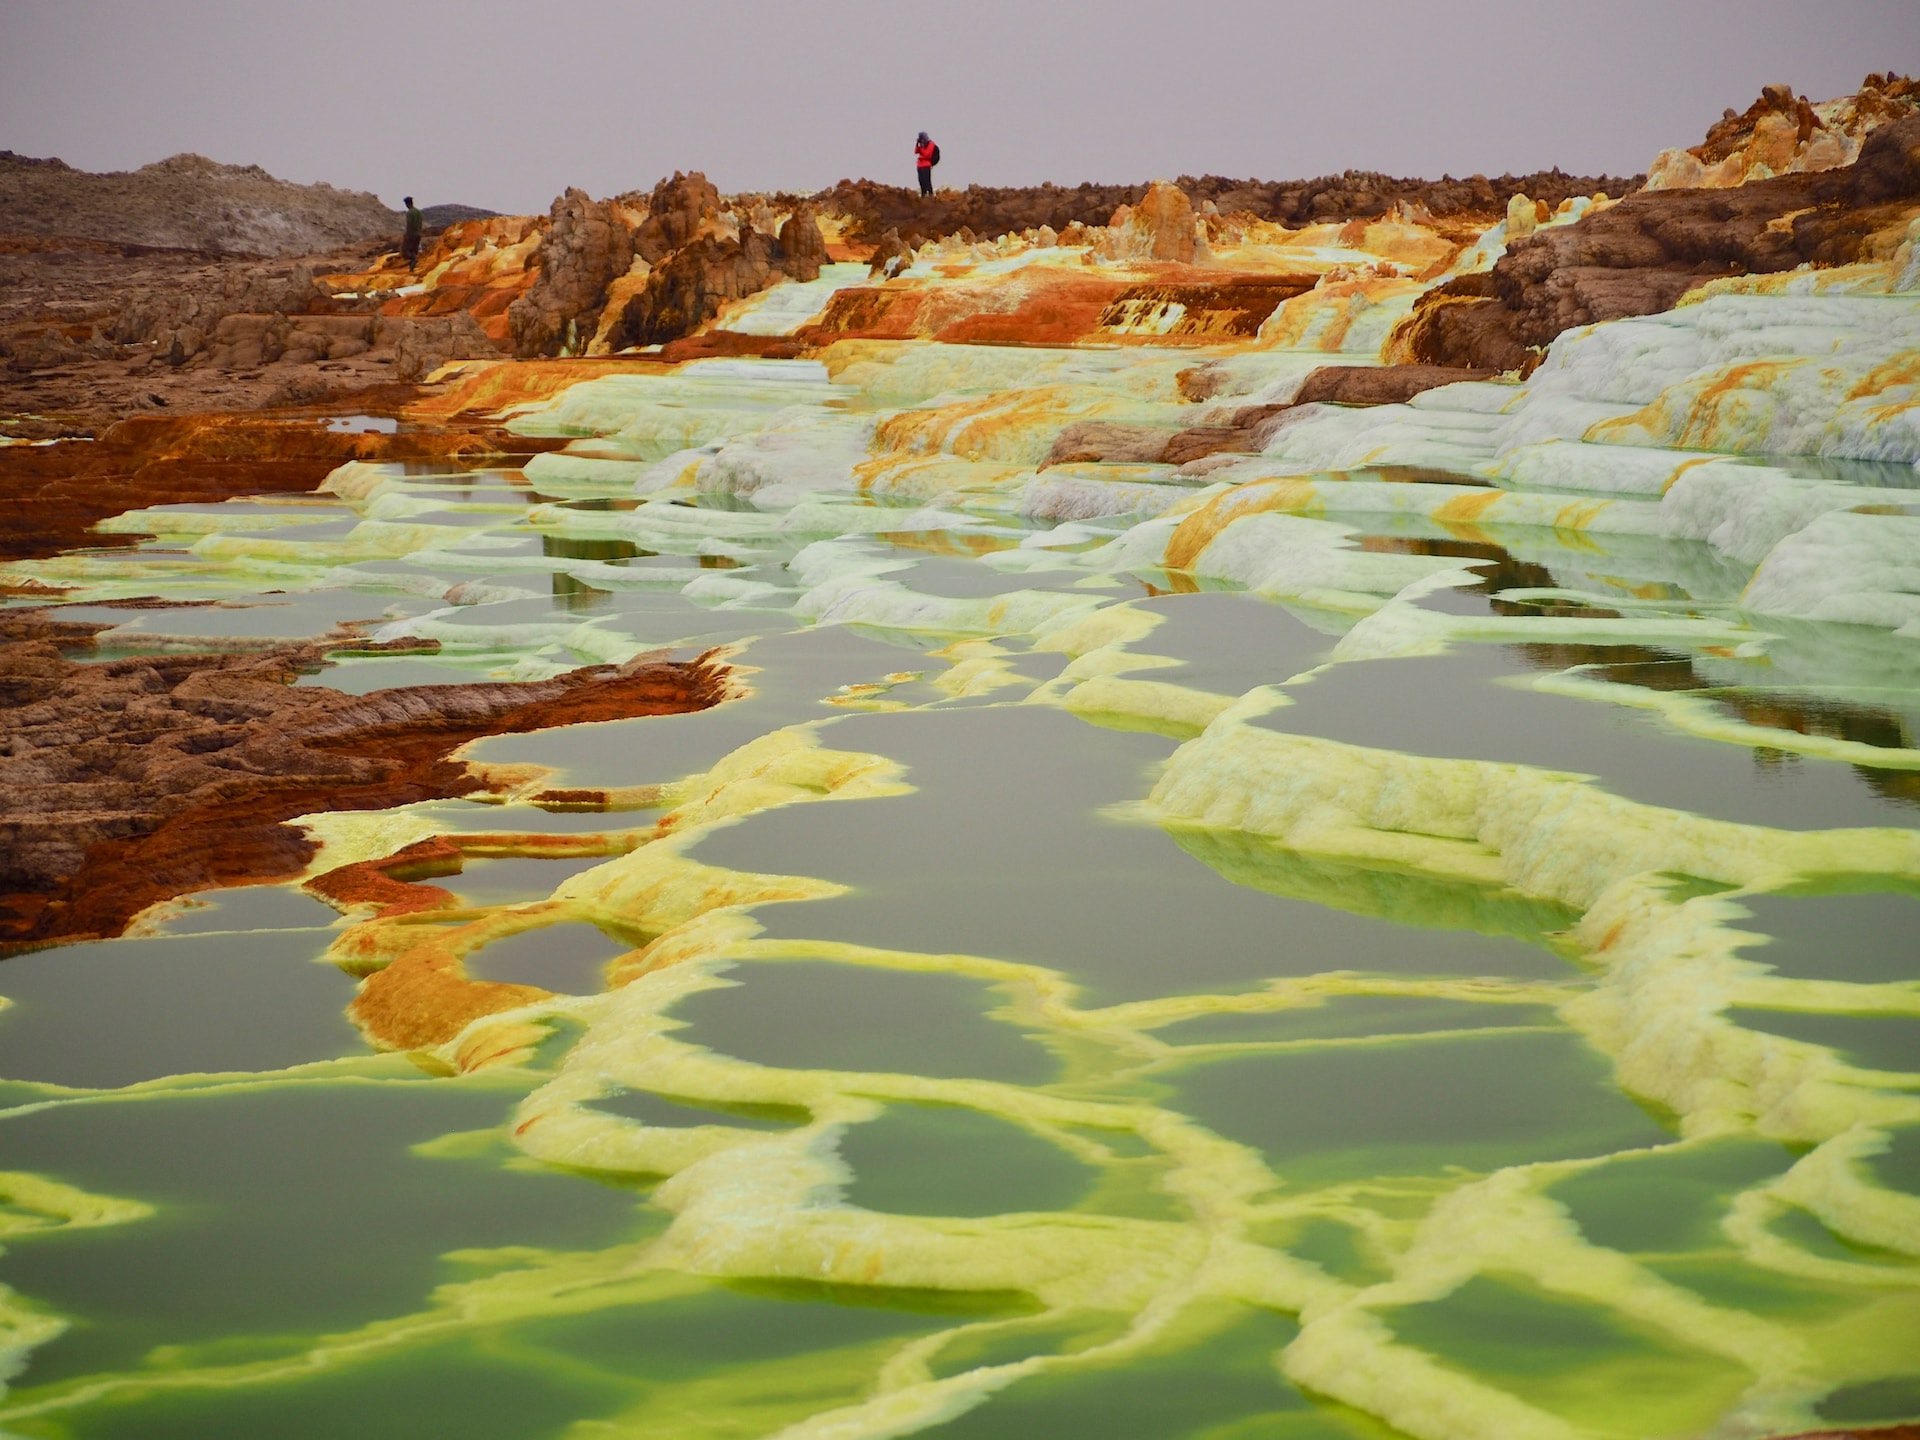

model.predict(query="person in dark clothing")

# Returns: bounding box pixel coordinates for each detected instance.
[914,133,937,197]
[399,196,424,269]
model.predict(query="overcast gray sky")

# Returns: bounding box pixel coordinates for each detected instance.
[1,0,1914,213]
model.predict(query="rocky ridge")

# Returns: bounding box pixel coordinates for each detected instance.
[506,188,639,358]
[1647,72,1920,189]
[811,166,1644,250]
[602,200,830,351]
[1395,110,1920,373]
[0,150,405,256]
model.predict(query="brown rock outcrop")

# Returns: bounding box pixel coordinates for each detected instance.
[1044,383,1402,471]
[631,170,722,263]
[1148,365,1495,470]
[203,311,376,367]
[1158,424,1258,467]
[0,234,511,421]
[1292,364,1496,406]
[777,200,829,282]
[867,227,914,277]
[1394,113,1920,373]
[816,167,1641,250]
[387,310,498,381]
[1647,73,1920,190]
[507,188,637,357]
[1698,83,1827,165]
[1153,405,1291,467]
[0,607,731,949]
[605,228,781,349]
[93,259,338,367]
[605,213,835,349]
[1043,421,1176,468]
[1114,181,1199,263]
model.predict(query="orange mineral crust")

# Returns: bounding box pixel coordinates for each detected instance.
[313,837,647,1053]
[325,216,545,344]
[0,609,731,949]
[345,922,552,1054]
[808,265,1318,347]
[0,409,557,562]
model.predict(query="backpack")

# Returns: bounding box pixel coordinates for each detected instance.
[929,143,941,166]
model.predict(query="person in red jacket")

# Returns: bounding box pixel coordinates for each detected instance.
[914,132,937,197]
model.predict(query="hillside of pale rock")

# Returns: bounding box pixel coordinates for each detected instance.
[0,150,418,255]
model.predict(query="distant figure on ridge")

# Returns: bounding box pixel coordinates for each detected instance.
[399,195,424,270]
[914,133,939,197]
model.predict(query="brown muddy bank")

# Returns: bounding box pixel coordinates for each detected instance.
[0,606,731,950]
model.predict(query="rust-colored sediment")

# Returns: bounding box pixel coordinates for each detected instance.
[0,409,559,562]
[802,268,1312,348]
[0,608,731,950]
[346,923,552,1053]
[305,835,468,919]
[312,834,649,1052]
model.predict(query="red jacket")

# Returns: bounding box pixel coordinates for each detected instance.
[915,139,936,169]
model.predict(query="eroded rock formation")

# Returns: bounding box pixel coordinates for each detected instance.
[776,200,829,282]
[1394,113,1920,372]
[1111,181,1202,263]
[631,170,722,263]
[1647,72,1920,189]
[506,187,639,357]
[1294,363,1498,406]
[0,236,506,425]
[389,310,498,380]
[866,227,913,277]
[604,206,830,350]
